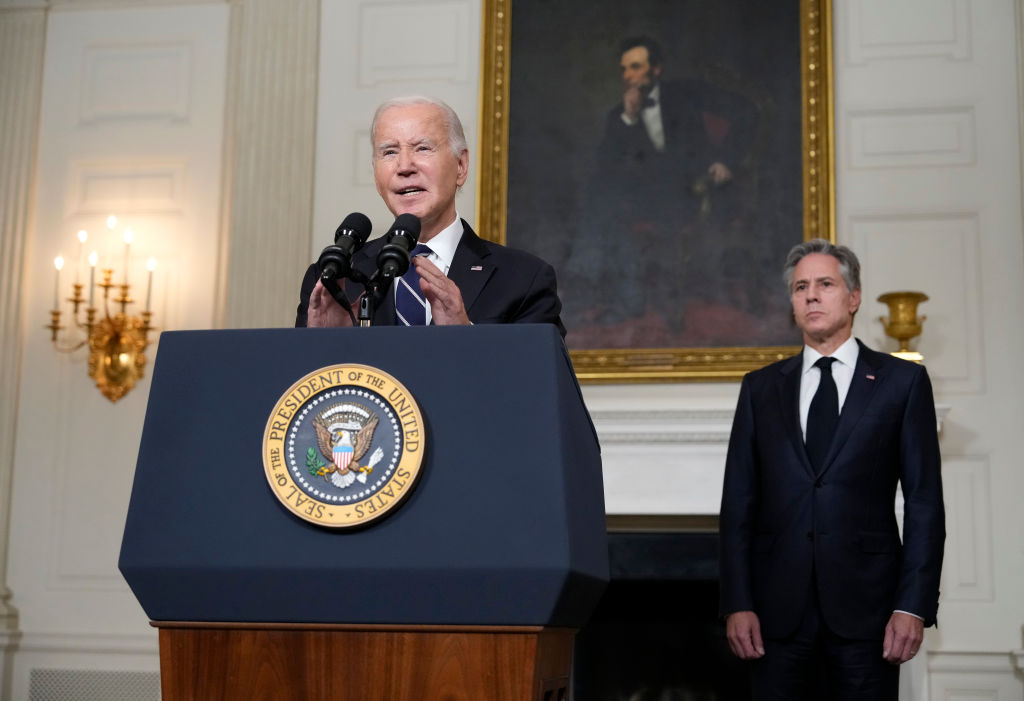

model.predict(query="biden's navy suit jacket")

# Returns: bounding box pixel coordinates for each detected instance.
[718,340,945,640]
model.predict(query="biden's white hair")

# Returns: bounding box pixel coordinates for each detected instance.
[370,96,468,160]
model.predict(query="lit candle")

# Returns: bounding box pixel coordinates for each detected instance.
[88,251,98,307]
[76,229,87,283]
[53,256,64,309]
[123,229,133,285]
[145,258,156,312]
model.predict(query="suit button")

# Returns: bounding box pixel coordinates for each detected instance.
[806,531,814,541]
[815,478,823,488]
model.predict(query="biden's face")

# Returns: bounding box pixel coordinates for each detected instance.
[372,103,468,241]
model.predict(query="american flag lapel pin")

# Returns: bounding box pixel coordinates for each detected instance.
[470,265,483,271]
[866,374,875,380]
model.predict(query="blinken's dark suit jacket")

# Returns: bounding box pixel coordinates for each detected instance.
[295,220,565,336]
[718,340,945,640]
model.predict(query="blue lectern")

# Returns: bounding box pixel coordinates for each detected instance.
[119,324,608,700]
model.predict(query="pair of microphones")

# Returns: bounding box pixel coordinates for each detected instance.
[317,212,421,285]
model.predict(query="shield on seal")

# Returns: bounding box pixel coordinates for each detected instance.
[333,433,354,470]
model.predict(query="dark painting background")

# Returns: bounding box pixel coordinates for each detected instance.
[507,0,804,350]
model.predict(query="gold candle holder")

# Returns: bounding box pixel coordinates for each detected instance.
[878,291,928,363]
[47,266,155,402]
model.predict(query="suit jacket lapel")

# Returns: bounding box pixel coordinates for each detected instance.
[819,339,883,476]
[447,221,495,314]
[776,352,812,476]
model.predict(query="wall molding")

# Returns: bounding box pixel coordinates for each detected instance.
[929,650,1019,673]
[590,408,734,445]
[850,209,984,395]
[942,455,995,602]
[79,41,192,124]
[67,159,188,216]
[15,632,157,656]
[591,405,952,447]
[358,1,471,86]
[0,7,46,645]
[217,0,320,329]
[844,0,971,64]
[847,103,976,169]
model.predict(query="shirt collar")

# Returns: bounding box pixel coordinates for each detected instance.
[420,214,463,273]
[802,336,859,374]
[645,83,661,108]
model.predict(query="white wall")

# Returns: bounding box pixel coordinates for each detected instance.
[0,0,1021,699]
[1,2,229,699]
[836,1,1024,697]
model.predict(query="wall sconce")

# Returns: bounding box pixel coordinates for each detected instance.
[878,291,927,363]
[47,216,158,402]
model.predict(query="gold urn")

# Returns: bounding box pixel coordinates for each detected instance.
[877,291,928,362]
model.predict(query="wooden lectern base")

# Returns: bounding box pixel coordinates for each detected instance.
[157,622,574,701]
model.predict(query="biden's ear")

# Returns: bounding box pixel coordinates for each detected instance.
[455,149,469,187]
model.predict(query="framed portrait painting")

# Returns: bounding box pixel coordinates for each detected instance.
[478,0,834,382]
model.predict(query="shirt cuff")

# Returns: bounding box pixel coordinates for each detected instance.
[893,609,923,621]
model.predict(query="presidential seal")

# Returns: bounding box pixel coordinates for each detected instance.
[262,364,425,528]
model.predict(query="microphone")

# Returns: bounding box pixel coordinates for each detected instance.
[318,212,373,282]
[376,213,421,280]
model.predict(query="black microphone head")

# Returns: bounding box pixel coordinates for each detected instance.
[335,212,372,245]
[378,213,422,279]
[386,213,421,244]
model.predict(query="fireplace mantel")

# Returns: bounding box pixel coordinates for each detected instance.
[592,405,951,517]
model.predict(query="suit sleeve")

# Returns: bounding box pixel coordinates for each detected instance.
[895,365,946,625]
[295,263,318,328]
[718,374,759,617]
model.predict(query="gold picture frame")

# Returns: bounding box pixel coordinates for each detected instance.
[477,0,834,383]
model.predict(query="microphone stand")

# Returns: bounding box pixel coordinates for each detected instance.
[318,263,391,328]
[355,271,387,328]
[358,242,412,327]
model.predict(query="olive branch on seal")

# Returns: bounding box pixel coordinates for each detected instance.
[306,447,328,477]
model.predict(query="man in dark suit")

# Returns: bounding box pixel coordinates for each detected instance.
[595,36,751,209]
[718,239,945,699]
[296,96,564,335]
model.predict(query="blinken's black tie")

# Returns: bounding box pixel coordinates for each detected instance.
[806,356,839,472]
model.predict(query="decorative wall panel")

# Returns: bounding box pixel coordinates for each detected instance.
[845,0,970,64]
[79,43,191,123]
[359,1,471,85]
[941,456,994,602]
[848,105,975,169]
[852,212,982,393]
[68,160,187,215]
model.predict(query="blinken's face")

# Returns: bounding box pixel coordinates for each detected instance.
[790,253,861,346]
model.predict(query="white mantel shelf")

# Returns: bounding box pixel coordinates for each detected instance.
[594,405,952,517]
